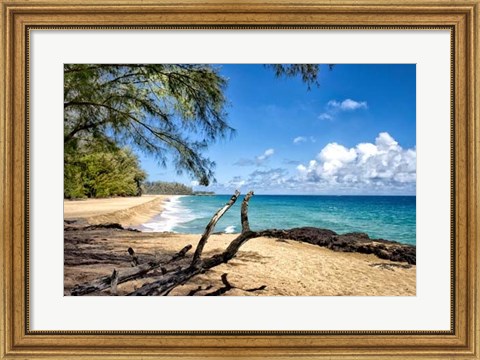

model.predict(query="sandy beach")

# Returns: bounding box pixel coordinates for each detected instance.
[64,195,172,227]
[64,196,416,296]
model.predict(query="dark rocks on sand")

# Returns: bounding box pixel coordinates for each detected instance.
[269,227,416,265]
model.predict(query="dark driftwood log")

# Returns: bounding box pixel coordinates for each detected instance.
[191,190,240,265]
[70,244,192,296]
[127,266,203,296]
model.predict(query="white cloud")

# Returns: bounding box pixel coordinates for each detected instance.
[293,136,307,144]
[319,143,357,163]
[227,176,246,188]
[296,132,416,193]
[319,98,368,120]
[328,99,368,111]
[241,168,289,190]
[190,180,199,186]
[294,136,317,144]
[233,158,255,166]
[318,143,357,175]
[198,169,290,194]
[318,113,333,121]
[297,164,307,172]
[375,131,399,150]
[205,133,414,195]
[256,148,275,162]
[234,148,275,167]
[283,159,301,165]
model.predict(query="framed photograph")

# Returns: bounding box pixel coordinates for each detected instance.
[1,0,479,358]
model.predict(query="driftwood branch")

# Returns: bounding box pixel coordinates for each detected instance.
[128,191,270,296]
[191,190,240,265]
[241,191,254,232]
[70,244,192,296]
[128,266,202,296]
[170,244,193,262]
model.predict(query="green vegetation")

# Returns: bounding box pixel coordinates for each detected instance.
[142,181,193,195]
[64,144,146,199]
[266,64,325,90]
[64,64,232,187]
[64,64,323,199]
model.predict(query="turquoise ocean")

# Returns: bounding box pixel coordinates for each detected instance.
[138,195,416,246]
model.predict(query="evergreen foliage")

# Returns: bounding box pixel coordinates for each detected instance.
[64,143,146,199]
[266,64,328,90]
[64,64,232,186]
[142,181,193,195]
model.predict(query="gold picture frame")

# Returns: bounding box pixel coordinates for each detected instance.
[1,0,479,358]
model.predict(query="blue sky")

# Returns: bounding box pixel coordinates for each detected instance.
[139,64,416,195]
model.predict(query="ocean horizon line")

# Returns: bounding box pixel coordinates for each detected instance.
[207,193,416,197]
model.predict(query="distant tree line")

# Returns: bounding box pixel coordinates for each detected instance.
[142,181,193,195]
[193,191,216,196]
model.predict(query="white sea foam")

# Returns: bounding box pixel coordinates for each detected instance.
[224,225,236,234]
[140,196,197,232]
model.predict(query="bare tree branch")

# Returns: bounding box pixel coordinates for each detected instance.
[241,191,254,232]
[191,190,240,265]
[129,192,269,296]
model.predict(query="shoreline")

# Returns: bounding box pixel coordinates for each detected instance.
[64,194,415,246]
[64,194,177,227]
[141,194,416,246]
[63,195,416,259]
